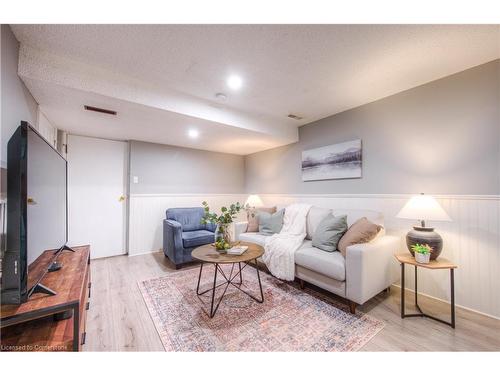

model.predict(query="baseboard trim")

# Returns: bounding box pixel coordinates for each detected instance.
[391,284,500,321]
[128,249,162,257]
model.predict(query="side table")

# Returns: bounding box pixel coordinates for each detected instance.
[394,253,457,328]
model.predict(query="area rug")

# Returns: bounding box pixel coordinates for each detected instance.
[138,265,384,351]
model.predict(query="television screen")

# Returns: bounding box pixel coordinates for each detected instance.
[27,125,67,266]
[1,122,67,304]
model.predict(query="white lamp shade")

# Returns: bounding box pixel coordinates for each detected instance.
[396,194,451,222]
[245,194,263,208]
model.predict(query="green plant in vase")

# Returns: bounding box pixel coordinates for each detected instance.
[201,201,242,252]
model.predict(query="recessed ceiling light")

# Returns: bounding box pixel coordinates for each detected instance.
[188,129,199,139]
[227,75,243,90]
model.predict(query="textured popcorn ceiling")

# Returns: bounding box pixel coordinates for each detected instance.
[11,24,500,154]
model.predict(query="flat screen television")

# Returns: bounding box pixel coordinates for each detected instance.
[1,121,70,305]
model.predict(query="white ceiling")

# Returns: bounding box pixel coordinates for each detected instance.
[11,24,500,155]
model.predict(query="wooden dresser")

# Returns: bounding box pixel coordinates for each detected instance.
[1,245,91,351]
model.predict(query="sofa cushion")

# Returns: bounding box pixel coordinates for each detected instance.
[259,209,285,236]
[337,217,382,257]
[295,245,346,281]
[239,232,268,247]
[166,207,205,232]
[306,206,332,240]
[182,230,214,248]
[247,206,277,232]
[312,214,348,252]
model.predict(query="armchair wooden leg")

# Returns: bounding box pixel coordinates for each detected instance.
[175,264,181,270]
[299,279,305,289]
[348,300,357,314]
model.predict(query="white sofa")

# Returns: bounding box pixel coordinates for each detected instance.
[234,206,400,313]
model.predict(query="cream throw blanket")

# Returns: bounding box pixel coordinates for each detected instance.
[262,203,312,281]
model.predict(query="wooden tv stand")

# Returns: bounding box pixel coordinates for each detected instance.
[1,245,91,351]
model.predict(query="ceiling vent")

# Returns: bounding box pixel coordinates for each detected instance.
[287,114,303,120]
[84,105,117,116]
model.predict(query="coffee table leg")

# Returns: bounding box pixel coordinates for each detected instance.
[239,262,243,284]
[254,258,264,303]
[196,262,204,294]
[209,263,218,318]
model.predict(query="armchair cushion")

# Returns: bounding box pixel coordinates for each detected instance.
[166,207,205,232]
[182,230,215,248]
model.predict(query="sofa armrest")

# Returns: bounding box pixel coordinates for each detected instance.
[345,235,400,305]
[234,221,248,241]
[163,219,184,264]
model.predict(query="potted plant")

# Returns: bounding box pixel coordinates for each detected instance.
[411,243,433,264]
[201,201,242,252]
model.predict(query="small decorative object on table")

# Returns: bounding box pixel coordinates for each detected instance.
[396,193,451,260]
[201,201,242,252]
[227,245,248,255]
[411,243,432,264]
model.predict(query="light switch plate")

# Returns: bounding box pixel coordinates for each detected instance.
[133,176,139,184]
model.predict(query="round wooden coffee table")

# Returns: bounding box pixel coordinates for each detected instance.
[191,241,264,318]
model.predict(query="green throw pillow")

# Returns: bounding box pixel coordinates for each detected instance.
[258,209,285,236]
[312,214,348,252]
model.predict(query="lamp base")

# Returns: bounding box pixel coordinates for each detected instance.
[406,226,443,260]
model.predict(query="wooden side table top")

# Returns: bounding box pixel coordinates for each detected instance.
[394,253,458,270]
[192,241,264,264]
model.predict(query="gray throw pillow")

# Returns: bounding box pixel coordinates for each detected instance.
[312,214,348,252]
[258,209,285,236]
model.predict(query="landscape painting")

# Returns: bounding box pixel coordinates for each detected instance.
[302,139,362,181]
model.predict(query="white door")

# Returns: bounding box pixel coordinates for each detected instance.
[67,135,128,259]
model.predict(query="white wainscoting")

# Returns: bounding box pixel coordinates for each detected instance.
[128,193,247,256]
[129,192,499,319]
[257,194,500,319]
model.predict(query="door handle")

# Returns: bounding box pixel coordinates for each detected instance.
[27,197,37,205]
[118,195,126,202]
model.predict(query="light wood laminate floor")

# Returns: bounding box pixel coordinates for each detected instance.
[84,252,500,351]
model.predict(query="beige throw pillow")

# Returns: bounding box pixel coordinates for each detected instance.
[338,217,382,257]
[246,206,277,232]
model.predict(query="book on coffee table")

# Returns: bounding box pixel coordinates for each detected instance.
[227,245,248,255]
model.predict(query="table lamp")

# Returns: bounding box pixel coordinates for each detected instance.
[396,193,451,260]
[245,194,263,208]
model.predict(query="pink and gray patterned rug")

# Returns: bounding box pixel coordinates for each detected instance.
[138,265,384,351]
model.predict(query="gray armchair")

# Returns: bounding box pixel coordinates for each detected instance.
[163,207,216,268]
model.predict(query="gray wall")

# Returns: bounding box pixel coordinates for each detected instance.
[245,60,500,195]
[1,25,38,168]
[129,140,245,194]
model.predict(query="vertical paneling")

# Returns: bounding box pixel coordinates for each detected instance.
[257,194,500,319]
